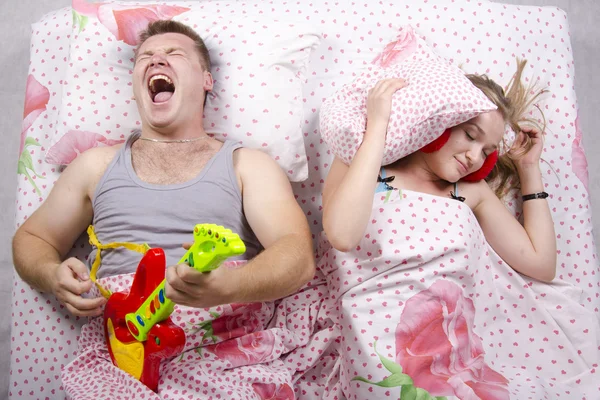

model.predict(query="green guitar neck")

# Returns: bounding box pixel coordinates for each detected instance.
[125,224,246,342]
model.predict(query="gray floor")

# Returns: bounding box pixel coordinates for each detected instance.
[1,0,598,398]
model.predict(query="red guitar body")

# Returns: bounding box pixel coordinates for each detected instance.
[103,248,185,392]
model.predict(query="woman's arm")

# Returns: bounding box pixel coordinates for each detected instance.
[323,78,407,251]
[473,128,556,282]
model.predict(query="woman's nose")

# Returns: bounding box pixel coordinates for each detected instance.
[466,148,483,167]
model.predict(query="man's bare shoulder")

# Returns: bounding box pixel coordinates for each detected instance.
[64,143,123,197]
[69,143,121,173]
[232,148,290,195]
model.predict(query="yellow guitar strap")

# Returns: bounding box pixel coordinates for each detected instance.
[87,225,150,299]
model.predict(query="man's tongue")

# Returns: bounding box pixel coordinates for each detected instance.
[154,91,173,103]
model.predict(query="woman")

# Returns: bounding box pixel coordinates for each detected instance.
[322,59,556,282]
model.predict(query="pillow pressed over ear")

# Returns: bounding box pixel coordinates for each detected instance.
[45,1,321,182]
[319,25,497,166]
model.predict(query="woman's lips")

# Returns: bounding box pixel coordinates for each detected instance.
[455,157,468,173]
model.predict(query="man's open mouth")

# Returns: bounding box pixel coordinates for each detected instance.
[148,74,175,103]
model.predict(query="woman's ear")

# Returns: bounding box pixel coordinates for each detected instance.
[203,70,214,92]
[421,128,452,153]
[462,150,498,182]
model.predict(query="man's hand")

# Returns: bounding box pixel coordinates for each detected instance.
[164,262,226,309]
[50,258,107,317]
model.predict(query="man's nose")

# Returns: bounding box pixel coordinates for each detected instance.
[149,53,168,67]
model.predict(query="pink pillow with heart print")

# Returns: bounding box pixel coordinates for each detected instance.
[45,1,321,182]
[320,25,497,166]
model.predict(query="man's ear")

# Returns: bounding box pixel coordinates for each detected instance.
[203,70,214,92]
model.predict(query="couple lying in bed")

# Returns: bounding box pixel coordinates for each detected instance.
[11,20,556,399]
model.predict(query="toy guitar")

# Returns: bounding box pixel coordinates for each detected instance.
[102,224,246,392]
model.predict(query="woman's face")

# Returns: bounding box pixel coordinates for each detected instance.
[423,110,505,183]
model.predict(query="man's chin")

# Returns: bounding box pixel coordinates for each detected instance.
[145,109,178,128]
[143,117,179,133]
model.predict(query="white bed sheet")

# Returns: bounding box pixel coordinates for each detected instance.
[10,1,599,399]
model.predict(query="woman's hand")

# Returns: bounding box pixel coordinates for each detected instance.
[365,78,408,135]
[508,126,544,170]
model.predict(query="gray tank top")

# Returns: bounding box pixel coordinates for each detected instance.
[89,132,262,279]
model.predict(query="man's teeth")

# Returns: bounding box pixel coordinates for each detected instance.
[149,74,173,91]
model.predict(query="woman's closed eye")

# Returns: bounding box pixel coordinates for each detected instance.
[465,130,489,158]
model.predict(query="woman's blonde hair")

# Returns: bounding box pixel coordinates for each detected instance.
[466,59,547,198]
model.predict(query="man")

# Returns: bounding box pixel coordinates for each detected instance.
[12,20,315,317]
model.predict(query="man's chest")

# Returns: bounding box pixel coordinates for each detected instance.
[131,145,219,185]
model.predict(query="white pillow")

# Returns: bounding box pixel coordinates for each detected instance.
[319,25,497,166]
[45,1,321,182]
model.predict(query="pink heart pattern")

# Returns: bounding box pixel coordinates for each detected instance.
[320,38,497,165]
[46,5,321,182]
[11,1,599,399]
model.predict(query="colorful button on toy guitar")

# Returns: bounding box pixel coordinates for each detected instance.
[136,315,145,326]
[150,301,155,314]
[127,320,139,336]
[159,289,165,304]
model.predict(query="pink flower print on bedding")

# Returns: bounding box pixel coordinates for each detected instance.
[571,115,589,192]
[354,280,509,399]
[206,330,276,368]
[21,74,49,155]
[372,25,418,68]
[395,280,510,399]
[210,303,263,341]
[252,383,295,400]
[192,302,264,344]
[45,130,124,164]
[18,74,49,194]
[72,0,190,45]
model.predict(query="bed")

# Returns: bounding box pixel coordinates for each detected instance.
[10,0,599,399]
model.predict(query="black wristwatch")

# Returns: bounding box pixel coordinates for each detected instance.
[522,191,549,202]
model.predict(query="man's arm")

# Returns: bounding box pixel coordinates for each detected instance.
[12,146,117,315]
[165,149,315,307]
